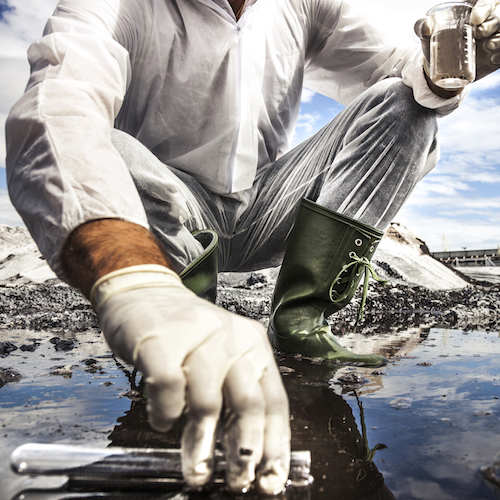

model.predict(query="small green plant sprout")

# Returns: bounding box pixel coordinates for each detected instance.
[355,391,387,462]
[328,391,387,463]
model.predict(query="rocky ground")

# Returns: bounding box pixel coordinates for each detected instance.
[0,265,498,344]
[0,222,498,342]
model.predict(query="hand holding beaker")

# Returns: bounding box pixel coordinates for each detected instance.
[415,0,500,91]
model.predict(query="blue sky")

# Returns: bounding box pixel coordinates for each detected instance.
[1,0,500,252]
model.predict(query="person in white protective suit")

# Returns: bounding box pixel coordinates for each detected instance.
[5,0,500,493]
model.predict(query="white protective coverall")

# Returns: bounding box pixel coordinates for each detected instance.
[5,0,465,280]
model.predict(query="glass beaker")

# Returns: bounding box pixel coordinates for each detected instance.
[427,1,476,90]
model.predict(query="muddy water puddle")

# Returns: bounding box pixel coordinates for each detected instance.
[1,327,500,499]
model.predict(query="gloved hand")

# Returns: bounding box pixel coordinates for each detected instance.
[90,264,290,494]
[473,0,500,78]
[415,0,500,82]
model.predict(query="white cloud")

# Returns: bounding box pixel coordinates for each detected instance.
[1,1,58,169]
[292,111,323,146]
[439,97,500,158]
[394,209,500,251]
[301,88,316,103]
[406,187,500,214]
[296,112,321,133]
[399,168,500,250]
[0,0,58,58]
[0,189,24,227]
[470,70,500,91]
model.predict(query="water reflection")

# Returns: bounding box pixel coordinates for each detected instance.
[105,356,395,499]
[5,327,500,499]
[278,355,395,500]
[11,355,394,500]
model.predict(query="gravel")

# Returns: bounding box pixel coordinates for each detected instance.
[0,269,497,340]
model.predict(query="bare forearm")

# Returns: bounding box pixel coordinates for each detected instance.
[61,219,172,298]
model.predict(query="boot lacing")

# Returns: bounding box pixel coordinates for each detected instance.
[329,252,387,327]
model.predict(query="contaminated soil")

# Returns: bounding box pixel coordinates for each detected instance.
[1,224,500,499]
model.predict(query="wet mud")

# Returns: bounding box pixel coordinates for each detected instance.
[1,267,499,334]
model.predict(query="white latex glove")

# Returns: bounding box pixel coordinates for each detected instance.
[90,265,290,494]
[473,0,500,77]
[415,0,500,82]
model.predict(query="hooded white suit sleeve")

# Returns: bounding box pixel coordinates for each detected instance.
[5,0,149,280]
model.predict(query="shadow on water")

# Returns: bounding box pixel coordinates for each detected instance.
[7,360,392,499]
[2,325,500,499]
[105,359,394,499]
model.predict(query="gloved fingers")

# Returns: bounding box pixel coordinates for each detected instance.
[491,46,500,63]
[472,0,499,36]
[256,362,291,496]
[476,5,500,39]
[181,334,227,488]
[484,32,500,52]
[181,413,220,488]
[134,338,187,432]
[477,23,500,75]
[414,16,433,39]
[222,358,267,493]
[414,17,433,64]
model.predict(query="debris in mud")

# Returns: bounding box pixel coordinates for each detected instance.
[245,272,269,288]
[332,370,370,389]
[0,278,498,337]
[374,260,404,280]
[389,398,413,410]
[1,223,499,336]
[83,358,105,374]
[50,364,76,377]
[0,284,98,332]
[0,367,22,387]
[121,389,144,402]
[481,455,500,488]
[50,337,76,351]
[20,338,40,352]
[334,282,500,335]
[474,410,494,417]
[0,341,18,357]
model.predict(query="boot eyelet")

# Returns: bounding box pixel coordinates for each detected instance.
[369,246,375,252]
[349,251,356,258]
[355,239,363,246]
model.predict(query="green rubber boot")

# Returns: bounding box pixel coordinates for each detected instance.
[268,199,388,366]
[179,230,218,303]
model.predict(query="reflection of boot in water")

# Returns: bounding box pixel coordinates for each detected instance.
[108,347,394,498]
[280,355,395,500]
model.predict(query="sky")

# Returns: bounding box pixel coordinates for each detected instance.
[1,0,500,252]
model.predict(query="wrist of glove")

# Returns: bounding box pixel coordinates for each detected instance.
[473,0,500,78]
[90,265,290,495]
